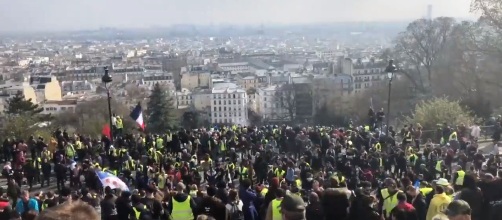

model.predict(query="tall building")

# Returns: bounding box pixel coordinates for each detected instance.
[427,4,432,20]
[210,83,248,125]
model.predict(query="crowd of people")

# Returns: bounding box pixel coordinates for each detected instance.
[1,114,502,220]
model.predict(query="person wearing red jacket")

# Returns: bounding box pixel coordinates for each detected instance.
[391,191,420,220]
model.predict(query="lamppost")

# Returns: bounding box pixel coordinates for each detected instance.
[102,66,113,142]
[385,60,396,135]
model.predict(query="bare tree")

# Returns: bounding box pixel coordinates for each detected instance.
[394,17,456,93]
[275,83,297,122]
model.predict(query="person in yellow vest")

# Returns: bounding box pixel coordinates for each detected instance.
[453,165,465,190]
[449,131,458,142]
[239,164,249,181]
[65,142,75,160]
[155,135,164,150]
[426,185,452,220]
[115,116,123,137]
[41,147,52,163]
[332,172,346,186]
[274,167,286,179]
[219,137,227,156]
[157,170,168,190]
[374,142,382,152]
[435,160,444,178]
[123,157,135,183]
[265,188,285,220]
[168,182,196,220]
[379,178,403,219]
[408,153,418,166]
[131,194,149,220]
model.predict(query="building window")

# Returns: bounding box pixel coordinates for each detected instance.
[224,100,226,105]
[219,107,222,111]
[264,104,267,108]
[61,107,66,110]
[233,94,236,98]
[214,107,217,111]
[214,100,216,105]
[233,100,236,104]
[214,113,217,117]
[238,100,241,104]
[224,107,226,111]
[219,100,221,105]
[239,112,241,116]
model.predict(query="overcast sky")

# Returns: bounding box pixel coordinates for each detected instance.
[0,0,476,32]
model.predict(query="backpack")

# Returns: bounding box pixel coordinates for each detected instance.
[229,202,244,220]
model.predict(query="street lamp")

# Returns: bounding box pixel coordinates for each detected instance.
[385,59,396,136]
[102,66,114,142]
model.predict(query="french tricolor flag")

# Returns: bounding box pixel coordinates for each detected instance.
[130,103,145,130]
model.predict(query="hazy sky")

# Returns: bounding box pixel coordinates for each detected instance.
[0,0,476,32]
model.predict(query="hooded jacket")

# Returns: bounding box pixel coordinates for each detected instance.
[426,193,451,220]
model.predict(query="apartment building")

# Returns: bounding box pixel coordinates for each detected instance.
[42,100,78,114]
[218,62,251,73]
[210,83,248,125]
[255,85,290,121]
[341,58,387,93]
[142,73,174,87]
[29,75,62,102]
[175,88,192,109]
[180,68,211,90]
[61,81,94,94]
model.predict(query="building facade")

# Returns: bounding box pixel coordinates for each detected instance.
[210,85,248,125]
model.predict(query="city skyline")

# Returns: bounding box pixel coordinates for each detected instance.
[0,0,476,32]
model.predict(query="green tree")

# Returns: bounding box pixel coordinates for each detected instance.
[5,93,43,115]
[146,83,177,133]
[404,97,477,130]
[181,111,202,129]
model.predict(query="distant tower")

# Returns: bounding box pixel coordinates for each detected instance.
[427,4,433,20]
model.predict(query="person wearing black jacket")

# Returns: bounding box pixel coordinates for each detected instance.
[116,191,133,220]
[131,194,152,220]
[140,186,163,220]
[406,186,427,220]
[54,159,66,191]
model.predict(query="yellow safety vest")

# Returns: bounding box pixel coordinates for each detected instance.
[419,187,433,196]
[124,160,135,170]
[381,189,402,218]
[272,198,282,220]
[364,125,370,132]
[379,158,383,167]
[171,195,194,220]
[449,131,457,141]
[228,163,235,170]
[260,188,268,197]
[156,138,164,149]
[436,161,442,172]
[220,141,226,151]
[334,176,346,183]
[409,154,417,165]
[295,179,302,188]
[455,170,465,186]
[133,205,147,219]
[42,151,51,160]
[32,158,42,169]
[116,118,123,129]
[405,132,413,141]
[274,168,285,178]
[75,141,82,150]
[375,143,381,152]
[240,167,248,178]
[158,174,167,189]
